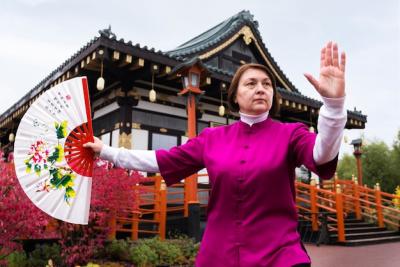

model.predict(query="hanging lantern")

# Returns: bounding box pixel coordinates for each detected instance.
[218,90,225,116]
[9,132,15,142]
[149,72,156,102]
[96,77,105,91]
[97,59,105,91]
[149,89,156,102]
[219,105,225,117]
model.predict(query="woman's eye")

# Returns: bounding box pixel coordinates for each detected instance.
[246,82,256,88]
[262,82,271,88]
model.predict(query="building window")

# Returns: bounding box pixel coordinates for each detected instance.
[131,129,149,150]
[100,132,111,146]
[100,130,119,147]
[151,133,178,150]
[112,129,119,148]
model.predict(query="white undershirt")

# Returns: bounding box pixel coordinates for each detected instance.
[100,96,347,171]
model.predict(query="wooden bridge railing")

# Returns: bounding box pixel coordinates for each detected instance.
[108,173,211,240]
[108,173,399,242]
[296,175,400,242]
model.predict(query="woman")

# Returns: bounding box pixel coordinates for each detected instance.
[84,41,347,267]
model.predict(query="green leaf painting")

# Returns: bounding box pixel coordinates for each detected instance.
[25,120,76,205]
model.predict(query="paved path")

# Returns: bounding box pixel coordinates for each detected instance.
[305,243,400,267]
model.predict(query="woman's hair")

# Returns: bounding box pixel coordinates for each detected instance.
[227,63,281,116]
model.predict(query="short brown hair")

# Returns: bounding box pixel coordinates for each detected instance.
[227,63,280,116]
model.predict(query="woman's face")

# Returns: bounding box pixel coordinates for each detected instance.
[235,68,274,115]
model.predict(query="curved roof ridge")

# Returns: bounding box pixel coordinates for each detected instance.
[166,10,256,58]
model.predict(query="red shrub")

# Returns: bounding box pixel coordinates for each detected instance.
[1,156,147,266]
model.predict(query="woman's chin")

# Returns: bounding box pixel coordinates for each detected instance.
[252,105,269,114]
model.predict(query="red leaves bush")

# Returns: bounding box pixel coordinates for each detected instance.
[0,157,147,266]
[0,160,51,257]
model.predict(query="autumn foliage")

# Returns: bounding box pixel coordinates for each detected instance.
[0,156,147,266]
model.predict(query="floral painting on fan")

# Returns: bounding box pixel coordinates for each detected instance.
[24,120,77,204]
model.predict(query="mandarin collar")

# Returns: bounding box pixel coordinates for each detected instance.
[239,111,269,127]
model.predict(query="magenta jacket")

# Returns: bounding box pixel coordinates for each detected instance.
[156,118,337,267]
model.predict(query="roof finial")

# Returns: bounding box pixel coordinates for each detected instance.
[99,25,116,39]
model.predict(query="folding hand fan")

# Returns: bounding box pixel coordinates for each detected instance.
[14,77,95,224]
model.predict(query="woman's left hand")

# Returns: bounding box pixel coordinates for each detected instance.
[304,41,346,98]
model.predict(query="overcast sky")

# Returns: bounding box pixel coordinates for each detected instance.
[1,0,399,157]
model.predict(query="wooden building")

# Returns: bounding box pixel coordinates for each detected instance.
[0,10,367,170]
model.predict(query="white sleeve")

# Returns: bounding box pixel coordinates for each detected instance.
[99,145,160,172]
[313,96,347,165]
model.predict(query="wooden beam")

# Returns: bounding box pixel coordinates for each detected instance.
[129,58,144,71]
[119,54,132,67]
[157,65,172,78]
[151,63,160,74]
[112,51,120,61]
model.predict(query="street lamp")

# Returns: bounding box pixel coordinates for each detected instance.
[350,138,363,185]
[170,57,208,242]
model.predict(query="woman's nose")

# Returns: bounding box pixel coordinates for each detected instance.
[255,83,266,94]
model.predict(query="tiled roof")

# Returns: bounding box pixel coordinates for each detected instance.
[166,10,258,59]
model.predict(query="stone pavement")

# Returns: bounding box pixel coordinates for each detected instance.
[305,242,400,267]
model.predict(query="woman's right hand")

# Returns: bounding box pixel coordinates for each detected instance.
[83,136,104,157]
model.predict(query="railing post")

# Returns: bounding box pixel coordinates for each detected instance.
[154,176,162,221]
[131,182,141,240]
[108,209,116,240]
[333,173,339,192]
[335,184,346,242]
[353,176,362,220]
[159,180,167,240]
[375,183,384,228]
[184,177,191,217]
[364,184,370,210]
[131,212,139,240]
[310,178,319,231]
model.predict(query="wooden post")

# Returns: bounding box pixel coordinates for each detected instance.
[185,94,199,206]
[335,184,346,242]
[131,212,139,240]
[108,210,117,240]
[310,179,319,231]
[364,184,370,210]
[154,176,162,221]
[159,181,167,240]
[117,84,137,149]
[353,150,363,186]
[175,62,206,236]
[184,94,199,217]
[353,177,362,220]
[375,183,384,228]
[333,172,339,192]
[131,183,140,239]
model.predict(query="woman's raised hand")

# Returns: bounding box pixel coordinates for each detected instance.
[304,41,346,98]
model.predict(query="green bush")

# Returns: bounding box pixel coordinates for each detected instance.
[100,236,199,266]
[26,243,62,267]
[167,236,199,264]
[103,239,131,261]
[6,251,28,267]
[140,238,186,265]
[129,243,158,266]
